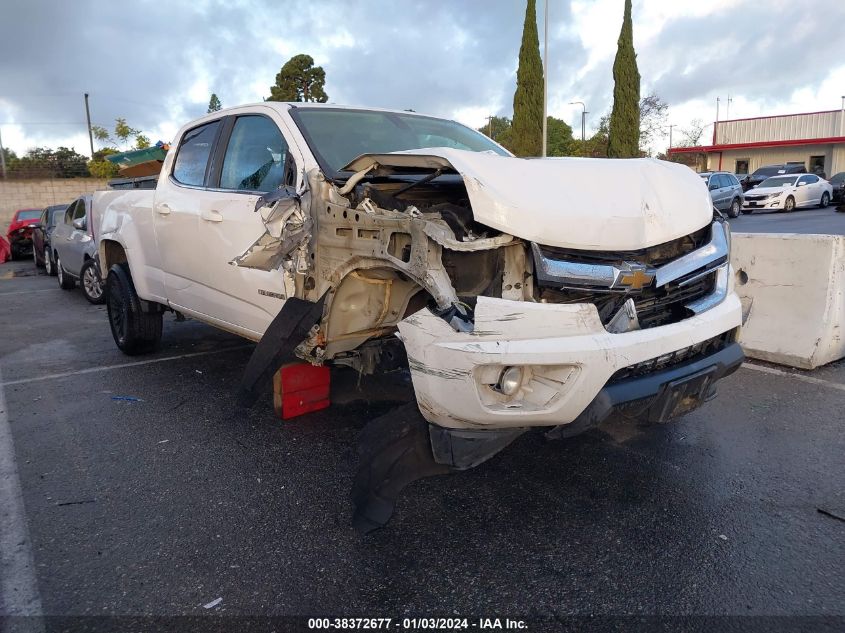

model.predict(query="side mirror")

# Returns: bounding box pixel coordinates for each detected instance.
[72,218,86,231]
[709,183,719,191]
[797,182,806,187]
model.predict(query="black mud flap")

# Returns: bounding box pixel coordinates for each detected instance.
[237,294,326,408]
[351,403,452,534]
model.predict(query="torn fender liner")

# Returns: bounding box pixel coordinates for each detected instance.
[428,425,527,470]
[237,294,327,408]
[352,403,452,534]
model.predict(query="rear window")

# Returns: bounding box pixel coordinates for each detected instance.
[173,120,221,187]
[16,210,41,221]
[751,166,784,178]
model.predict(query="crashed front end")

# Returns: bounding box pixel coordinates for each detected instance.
[400,216,743,432]
[245,148,743,442]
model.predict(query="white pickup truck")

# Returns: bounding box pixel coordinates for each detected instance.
[96,103,743,528]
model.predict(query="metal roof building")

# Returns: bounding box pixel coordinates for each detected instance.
[669,108,845,178]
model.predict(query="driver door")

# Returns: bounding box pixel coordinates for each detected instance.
[191,112,304,336]
[796,175,814,207]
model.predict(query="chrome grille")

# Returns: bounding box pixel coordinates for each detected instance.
[532,221,729,331]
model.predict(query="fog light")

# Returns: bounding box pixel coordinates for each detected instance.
[498,366,523,396]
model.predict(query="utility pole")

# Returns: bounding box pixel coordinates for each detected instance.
[541,0,549,157]
[726,95,732,120]
[84,93,95,158]
[487,115,493,139]
[668,124,675,152]
[569,101,586,142]
[0,126,7,179]
[716,96,720,122]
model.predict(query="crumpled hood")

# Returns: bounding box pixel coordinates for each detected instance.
[343,148,713,250]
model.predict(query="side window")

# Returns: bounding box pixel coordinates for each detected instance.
[173,120,221,187]
[219,116,289,192]
[806,175,819,184]
[724,174,739,187]
[797,175,813,185]
[40,209,48,226]
[64,201,78,224]
[72,201,87,221]
[715,174,728,188]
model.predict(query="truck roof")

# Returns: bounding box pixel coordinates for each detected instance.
[211,101,444,120]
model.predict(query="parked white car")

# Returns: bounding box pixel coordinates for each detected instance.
[742,173,833,213]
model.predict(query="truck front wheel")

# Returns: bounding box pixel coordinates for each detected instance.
[106,263,162,355]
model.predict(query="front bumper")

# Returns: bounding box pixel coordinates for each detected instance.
[398,285,743,430]
[743,197,784,210]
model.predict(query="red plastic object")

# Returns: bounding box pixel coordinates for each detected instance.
[273,362,330,420]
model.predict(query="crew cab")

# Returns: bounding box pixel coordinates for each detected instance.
[96,103,743,485]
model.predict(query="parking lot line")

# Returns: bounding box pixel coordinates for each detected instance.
[0,366,44,620]
[0,345,252,387]
[742,361,845,392]
[0,289,60,296]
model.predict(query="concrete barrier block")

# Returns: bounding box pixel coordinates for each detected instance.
[731,232,845,369]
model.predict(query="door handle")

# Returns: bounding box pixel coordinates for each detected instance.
[156,203,171,216]
[201,210,223,223]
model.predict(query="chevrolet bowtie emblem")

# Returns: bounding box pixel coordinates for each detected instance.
[619,268,655,291]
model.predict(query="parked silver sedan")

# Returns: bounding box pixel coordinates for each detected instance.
[50,195,105,304]
[699,171,744,218]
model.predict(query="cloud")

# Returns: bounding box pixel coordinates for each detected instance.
[0,0,842,157]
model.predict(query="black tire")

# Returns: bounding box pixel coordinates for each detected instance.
[820,192,830,208]
[80,259,105,304]
[10,245,20,261]
[33,245,42,268]
[784,196,796,213]
[106,263,162,355]
[57,255,75,290]
[45,248,57,276]
[728,198,741,218]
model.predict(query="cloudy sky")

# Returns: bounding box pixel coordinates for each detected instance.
[1,0,843,157]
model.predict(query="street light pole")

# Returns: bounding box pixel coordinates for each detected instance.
[668,124,675,152]
[542,0,549,157]
[569,101,586,141]
[0,126,7,179]
[84,93,95,158]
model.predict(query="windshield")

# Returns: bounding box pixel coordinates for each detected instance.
[831,172,845,184]
[290,107,510,178]
[16,209,41,221]
[751,166,784,178]
[759,176,798,188]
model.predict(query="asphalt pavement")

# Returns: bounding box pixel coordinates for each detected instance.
[728,205,845,234]
[1,255,844,629]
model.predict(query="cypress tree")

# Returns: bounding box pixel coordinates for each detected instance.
[607,0,641,158]
[511,0,544,157]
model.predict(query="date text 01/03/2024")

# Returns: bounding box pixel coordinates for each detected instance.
[307,617,528,630]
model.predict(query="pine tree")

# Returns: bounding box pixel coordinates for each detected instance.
[607,0,641,158]
[207,93,222,113]
[511,0,544,157]
[267,54,328,103]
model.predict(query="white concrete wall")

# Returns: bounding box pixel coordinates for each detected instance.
[731,233,845,369]
[0,178,108,231]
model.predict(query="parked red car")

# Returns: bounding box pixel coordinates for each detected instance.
[0,236,10,263]
[6,208,42,260]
